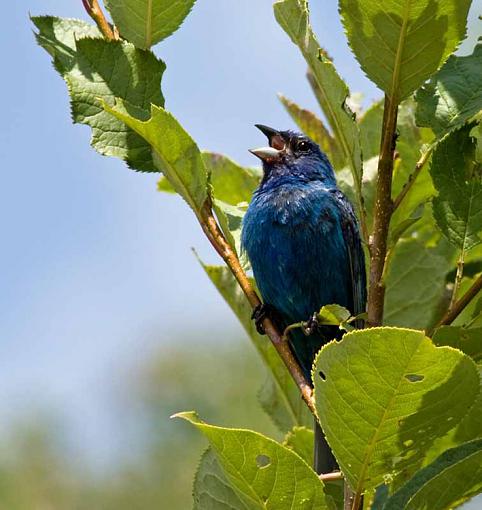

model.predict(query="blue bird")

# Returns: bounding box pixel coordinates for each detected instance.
[241,125,366,473]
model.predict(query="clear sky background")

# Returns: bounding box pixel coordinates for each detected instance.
[1,0,481,476]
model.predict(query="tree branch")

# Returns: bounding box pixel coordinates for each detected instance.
[198,200,317,416]
[392,144,433,212]
[431,273,482,333]
[81,0,117,41]
[367,94,399,327]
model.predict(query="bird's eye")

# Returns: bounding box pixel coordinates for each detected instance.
[297,140,310,152]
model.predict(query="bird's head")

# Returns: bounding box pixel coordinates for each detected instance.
[250,124,336,190]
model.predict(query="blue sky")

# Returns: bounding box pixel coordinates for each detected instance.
[1,0,481,471]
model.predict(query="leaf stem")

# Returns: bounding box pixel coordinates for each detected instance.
[449,252,465,311]
[319,471,343,482]
[392,145,433,212]
[431,273,482,332]
[198,199,317,416]
[81,0,117,40]
[367,94,399,327]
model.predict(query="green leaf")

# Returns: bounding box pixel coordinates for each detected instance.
[425,366,482,465]
[258,377,298,434]
[278,94,344,170]
[201,265,311,431]
[103,100,209,212]
[313,327,479,495]
[31,16,100,70]
[316,305,351,326]
[203,153,261,206]
[193,448,254,510]
[158,152,261,206]
[432,326,482,362]
[283,427,314,466]
[274,0,363,206]
[430,124,482,251]
[416,44,482,138]
[32,16,166,172]
[175,412,328,509]
[358,100,383,161]
[104,0,196,49]
[384,239,453,329]
[213,200,246,259]
[384,439,482,510]
[339,0,472,101]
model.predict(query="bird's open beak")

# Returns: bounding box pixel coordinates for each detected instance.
[249,124,285,163]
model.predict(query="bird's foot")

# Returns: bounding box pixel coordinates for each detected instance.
[252,304,278,335]
[303,312,319,336]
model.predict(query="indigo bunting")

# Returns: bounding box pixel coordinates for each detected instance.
[241,125,366,473]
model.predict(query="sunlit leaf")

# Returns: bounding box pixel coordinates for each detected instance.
[175,412,328,509]
[32,16,166,172]
[339,0,471,100]
[313,327,479,494]
[416,44,482,138]
[105,0,196,49]
[103,100,209,212]
[193,448,255,510]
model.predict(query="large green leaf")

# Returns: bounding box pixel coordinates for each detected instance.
[32,16,166,172]
[103,100,209,212]
[274,0,363,204]
[193,448,255,510]
[384,239,453,329]
[430,124,482,252]
[104,0,196,49]
[384,439,482,510]
[416,44,482,138]
[175,412,328,509]
[313,328,479,495]
[201,265,311,431]
[278,94,344,170]
[339,0,472,101]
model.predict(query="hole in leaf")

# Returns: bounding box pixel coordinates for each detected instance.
[256,454,271,469]
[403,439,414,448]
[318,371,326,381]
[405,373,424,382]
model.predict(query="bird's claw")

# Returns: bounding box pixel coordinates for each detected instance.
[252,304,276,335]
[303,312,319,336]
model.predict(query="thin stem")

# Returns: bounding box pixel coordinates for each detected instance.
[198,200,317,416]
[449,252,465,311]
[81,0,117,40]
[367,94,399,327]
[319,471,343,482]
[392,145,433,212]
[431,274,482,333]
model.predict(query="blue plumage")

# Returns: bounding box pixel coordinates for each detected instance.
[241,125,366,472]
[242,125,366,378]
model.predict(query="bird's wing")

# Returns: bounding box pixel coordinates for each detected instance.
[330,189,367,319]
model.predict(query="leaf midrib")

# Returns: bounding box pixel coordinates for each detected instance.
[145,0,153,48]
[354,335,421,498]
[389,0,412,102]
